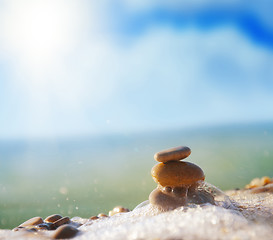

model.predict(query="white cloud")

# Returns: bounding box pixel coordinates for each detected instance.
[113,26,273,129]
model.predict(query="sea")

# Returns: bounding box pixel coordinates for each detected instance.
[0,122,273,229]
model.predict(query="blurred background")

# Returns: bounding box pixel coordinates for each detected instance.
[1,0,273,229]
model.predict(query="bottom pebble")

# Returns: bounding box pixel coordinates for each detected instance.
[52,224,79,239]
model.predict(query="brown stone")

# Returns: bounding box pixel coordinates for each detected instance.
[45,214,63,223]
[154,146,191,163]
[149,188,187,210]
[19,217,43,227]
[52,224,79,239]
[109,206,130,216]
[52,217,70,228]
[151,161,205,187]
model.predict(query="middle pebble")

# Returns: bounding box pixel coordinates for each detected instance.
[151,161,205,187]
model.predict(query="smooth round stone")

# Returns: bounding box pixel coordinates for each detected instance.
[149,188,187,210]
[151,161,205,187]
[52,224,79,239]
[112,206,129,213]
[45,214,63,223]
[109,206,130,216]
[52,217,70,228]
[154,146,191,163]
[19,217,43,227]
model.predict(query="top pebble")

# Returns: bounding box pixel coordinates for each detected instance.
[154,146,191,163]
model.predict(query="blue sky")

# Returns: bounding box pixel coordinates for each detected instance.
[0,0,273,139]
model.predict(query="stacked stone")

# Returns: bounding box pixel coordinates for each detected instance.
[149,146,213,210]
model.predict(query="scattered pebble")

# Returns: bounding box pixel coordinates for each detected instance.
[154,146,191,163]
[52,224,79,239]
[19,217,43,227]
[13,208,135,239]
[109,206,130,216]
[13,215,82,239]
[52,216,70,228]
[45,214,63,223]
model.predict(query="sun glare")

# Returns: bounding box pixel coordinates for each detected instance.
[19,4,65,56]
[2,0,85,68]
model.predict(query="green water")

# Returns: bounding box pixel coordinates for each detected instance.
[1,123,273,229]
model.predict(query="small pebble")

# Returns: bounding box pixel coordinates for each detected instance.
[109,206,130,216]
[98,213,108,218]
[52,224,79,239]
[45,214,63,223]
[19,217,44,227]
[89,216,99,220]
[149,188,187,209]
[52,216,70,228]
[154,146,191,163]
